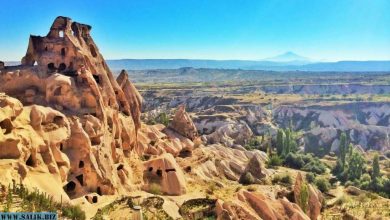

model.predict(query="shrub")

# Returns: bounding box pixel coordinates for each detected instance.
[239,172,255,185]
[284,153,305,169]
[385,150,390,159]
[305,172,316,183]
[267,154,283,168]
[302,160,327,175]
[244,136,262,151]
[335,195,351,205]
[272,173,292,185]
[147,112,170,126]
[284,153,327,174]
[280,174,292,185]
[247,185,257,192]
[149,183,162,195]
[62,205,86,220]
[360,173,371,183]
[315,177,330,193]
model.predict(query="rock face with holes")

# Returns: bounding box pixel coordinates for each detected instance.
[0,16,141,199]
[142,153,187,195]
[0,93,71,183]
[0,16,197,202]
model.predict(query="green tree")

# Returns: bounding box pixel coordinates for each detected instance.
[276,129,285,156]
[298,183,309,213]
[284,129,292,156]
[339,132,347,168]
[347,143,353,160]
[315,177,330,193]
[347,150,365,181]
[372,153,380,180]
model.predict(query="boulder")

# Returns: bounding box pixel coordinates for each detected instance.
[143,153,186,195]
[237,190,310,220]
[239,154,269,184]
[169,105,198,140]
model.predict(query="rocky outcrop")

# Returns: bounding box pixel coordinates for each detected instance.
[180,144,269,182]
[293,173,324,220]
[117,69,143,130]
[274,103,390,153]
[260,84,390,95]
[218,190,310,220]
[239,154,271,184]
[169,105,198,140]
[0,94,71,198]
[216,199,260,220]
[0,16,171,200]
[143,153,186,195]
[199,118,253,147]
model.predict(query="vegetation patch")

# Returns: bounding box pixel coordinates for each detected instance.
[0,182,85,220]
[179,198,217,220]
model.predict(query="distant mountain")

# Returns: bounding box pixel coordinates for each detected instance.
[107,59,390,72]
[4,59,390,72]
[262,51,311,64]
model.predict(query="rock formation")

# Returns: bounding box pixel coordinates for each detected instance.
[239,154,271,184]
[216,190,311,220]
[0,16,330,220]
[179,144,270,182]
[169,105,198,140]
[0,16,194,200]
[293,173,324,220]
[143,153,186,195]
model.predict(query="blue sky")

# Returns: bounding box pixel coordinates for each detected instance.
[0,0,389,61]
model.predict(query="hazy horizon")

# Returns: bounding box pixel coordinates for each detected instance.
[1,0,389,61]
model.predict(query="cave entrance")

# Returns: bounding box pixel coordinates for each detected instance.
[76,174,84,186]
[58,63,66,72]
[79,160,84,168]
[26,154,35,167]
[92,74,100,84]
[117,164,124,171]
[89,44,97,57]
[47,63,56,72]
[156,169,162,177]
[65,181,76,192]
[0,119,13,134]
[97,186,102,196]
[61,48,66,56]
[53,116,64,126]
[165,168,176,172]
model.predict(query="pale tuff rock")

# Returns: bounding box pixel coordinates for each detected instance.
[0,16,157,200]
[274,104,390,152]
[184,144,270,182]
[169,105,198,140]
[236,190,310,220]
[202,121,253,147]
[0,94,71,193]
[117,69,143,131]
[143,153,187,195]
[239,154,271,184]
[216,190,311,220]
